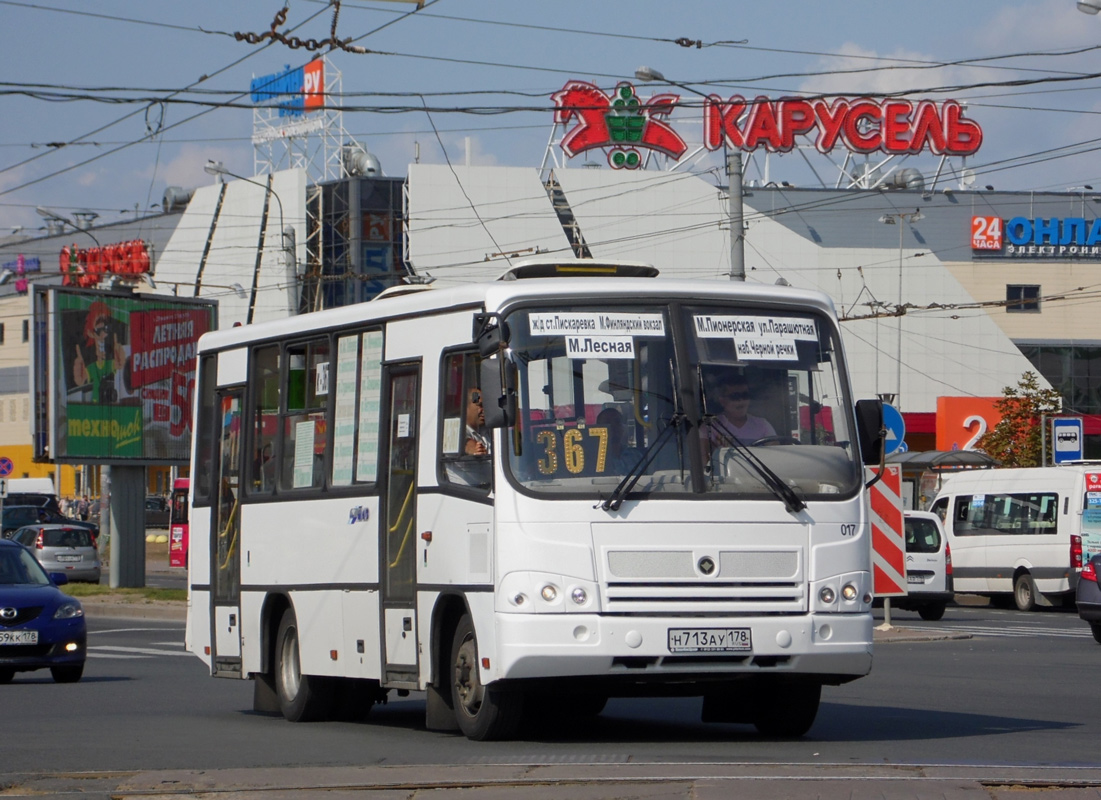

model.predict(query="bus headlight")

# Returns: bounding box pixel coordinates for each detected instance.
[841,583,858,602]
[819,586,836,605]
[497,572,600,613]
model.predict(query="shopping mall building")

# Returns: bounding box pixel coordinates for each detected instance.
[4,77,1101,494]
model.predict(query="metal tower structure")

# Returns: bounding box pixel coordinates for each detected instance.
[252,55,347,182]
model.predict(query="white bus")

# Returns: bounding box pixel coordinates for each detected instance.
[185,260,884,740]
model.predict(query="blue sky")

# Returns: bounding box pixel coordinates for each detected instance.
[3,0,1101,233]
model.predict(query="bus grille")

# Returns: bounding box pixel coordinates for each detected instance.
[603,549,805,615]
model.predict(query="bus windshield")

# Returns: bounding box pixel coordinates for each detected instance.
[501,302,861,502]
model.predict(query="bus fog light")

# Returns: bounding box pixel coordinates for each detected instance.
[841,583,858,601]
[541,584,558,602]
[819,586,836,604]
[570,587,587,605]
[511,593,527,606]
[573,625,589,641]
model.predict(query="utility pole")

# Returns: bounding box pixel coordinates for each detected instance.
[727,151,745,281]
[636,66,746,282]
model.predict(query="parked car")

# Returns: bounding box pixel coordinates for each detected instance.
[9,525,101,583]
[892,510,953,621]
[1,505,98,543]
[145,496,170,528]
[1077,554,1101,644]
[5,492,61,514]
[2,505,48,539]
[0,538,86,683]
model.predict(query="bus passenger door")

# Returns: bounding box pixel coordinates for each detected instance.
[380,365,420,685]
[211,389,243,676]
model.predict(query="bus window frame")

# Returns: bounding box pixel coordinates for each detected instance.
[436,345,493,499]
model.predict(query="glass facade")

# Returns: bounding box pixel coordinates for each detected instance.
[304,176,406,311]
[1018,342,1101,458]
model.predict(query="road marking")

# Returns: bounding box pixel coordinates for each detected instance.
[90,627,183,635]
[926,624,1091,639]
[86,653,147,660]
[92,645,193,657]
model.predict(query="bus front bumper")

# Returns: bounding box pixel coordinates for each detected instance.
[490,612,873,684]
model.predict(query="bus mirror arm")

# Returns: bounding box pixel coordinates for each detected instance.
[863,426,888,489]
[473,312,510,358]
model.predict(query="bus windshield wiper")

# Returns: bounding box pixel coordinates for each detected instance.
[707,417,807,514]
[600,412,686,512]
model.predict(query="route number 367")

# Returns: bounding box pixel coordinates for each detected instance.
[536,427,609,475]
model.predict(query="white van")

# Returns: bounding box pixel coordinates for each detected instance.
[930,466,1088,611]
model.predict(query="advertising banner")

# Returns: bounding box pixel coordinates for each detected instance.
[35,287,217,464]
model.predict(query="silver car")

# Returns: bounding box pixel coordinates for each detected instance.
[9,525,101,583]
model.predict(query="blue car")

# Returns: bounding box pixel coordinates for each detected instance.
[0,539,86,683]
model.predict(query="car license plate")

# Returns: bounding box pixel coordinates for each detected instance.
[907,574,925,584]
[667,627,751,653]
[0,630,38,645]
[56,555,81,562]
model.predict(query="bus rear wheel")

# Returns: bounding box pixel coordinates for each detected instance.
[450,613,522,740]
[275,607,333,722]
[1014,573,1036,612]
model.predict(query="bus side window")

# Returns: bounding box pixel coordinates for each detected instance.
[249,345,280,495]
[439,350,490,490]
[281,338,330,491]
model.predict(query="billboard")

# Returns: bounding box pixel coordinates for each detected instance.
[32,286,217,465]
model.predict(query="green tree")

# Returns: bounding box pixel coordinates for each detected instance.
[976,371,1063,468]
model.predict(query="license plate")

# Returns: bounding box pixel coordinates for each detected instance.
[0,630,38,645]
[907,574,925,584]
[667,627,751,653]
[56,555,81,562]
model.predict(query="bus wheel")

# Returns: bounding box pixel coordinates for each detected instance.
[918,602,947,621]
[275,607,333,722]
[1014,573,1036,612]
[450,613,522,740]
[752,681,821,737]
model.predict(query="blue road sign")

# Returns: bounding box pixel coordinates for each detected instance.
[0,457,12,478]
[1053,417,1084,464]
[882,404,906,456]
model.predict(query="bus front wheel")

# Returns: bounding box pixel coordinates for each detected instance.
[275,607,333,722]
[450,613,522,740]
[752,680,821,737]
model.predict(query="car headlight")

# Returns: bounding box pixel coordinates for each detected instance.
[54,602,84,620]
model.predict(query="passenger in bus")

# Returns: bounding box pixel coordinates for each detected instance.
[702,373,775,445]
[465,388,490,456]
[596,407,643,474]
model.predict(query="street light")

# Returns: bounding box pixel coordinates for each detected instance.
[1078,0,1101,13]
[634,66,746,281]
[878,209,924,408]
[35,206,100,247]
[203,161,298,322]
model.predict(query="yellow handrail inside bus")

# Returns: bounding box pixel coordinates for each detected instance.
[218,496,239,571]
[387,478,416,569]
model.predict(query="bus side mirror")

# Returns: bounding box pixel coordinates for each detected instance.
[480,357,516,429]
[855,399,884,465]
